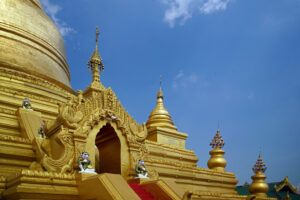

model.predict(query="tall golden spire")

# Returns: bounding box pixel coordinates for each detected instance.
[146,77,177,130]
[249,153,269,197]
[86,27,105,91]
[207,128,227,172]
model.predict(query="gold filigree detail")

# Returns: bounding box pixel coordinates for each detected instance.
[41,129,75,173]
[7,170,75,182]
[252,154,267,174]
[0,67,70,95]
[0,87,61,105]
[0,134,31,144]
[210,129,225,149]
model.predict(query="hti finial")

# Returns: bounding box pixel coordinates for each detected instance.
[210,129,225,149]
[259,147,262,155]
[252,153,267,174]
[96,27,99,43]
[159,76,162,88]
[87,27,104,73]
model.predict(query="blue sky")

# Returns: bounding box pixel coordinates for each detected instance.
[41,0,300,188]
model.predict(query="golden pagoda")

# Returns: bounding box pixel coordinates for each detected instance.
[0,1,277,199]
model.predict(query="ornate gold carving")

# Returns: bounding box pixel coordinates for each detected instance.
[147,168,159,180]
[8,170,76,181]
[29,30,150,174]
[57,101,84,129]
[0,86,60,105]
[0,67,70,95]
[0,134,31,144]
[29,161,44,171]
[41,129,75,173]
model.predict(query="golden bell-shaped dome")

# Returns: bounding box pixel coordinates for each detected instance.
[0,0,71,89]
[146,86,177,130]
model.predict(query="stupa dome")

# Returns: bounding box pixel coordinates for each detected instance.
[146,87,177,130]
[0,0,71,89]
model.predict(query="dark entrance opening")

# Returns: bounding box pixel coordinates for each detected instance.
[95,123,121,174]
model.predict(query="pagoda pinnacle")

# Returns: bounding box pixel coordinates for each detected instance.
[86,27,105,91]
[249,153,269,197]
[146,78,177,130]
[252,153,267,174]
[207,128,227,172]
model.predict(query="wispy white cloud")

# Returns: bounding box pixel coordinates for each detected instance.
[40,0,74,37]
[172,70,200,89]
[200,0,230,14]
[159,0,232,27]
[248,91,255,100]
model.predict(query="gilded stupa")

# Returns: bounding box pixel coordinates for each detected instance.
[0,0,276,199]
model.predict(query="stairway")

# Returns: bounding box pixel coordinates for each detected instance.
[128,183,157,200]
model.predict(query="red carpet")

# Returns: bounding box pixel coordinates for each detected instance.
[128,183,157,200]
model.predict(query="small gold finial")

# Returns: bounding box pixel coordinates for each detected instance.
[252,153,267,174]
[249,153,269,197]
[88,27,104,74]
[207,128,226,172]
[210,128,225,149]
[85,27,105,92]
[157,76,163,99]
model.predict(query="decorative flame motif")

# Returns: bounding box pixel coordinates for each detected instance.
[210,129,225,149]
[252,154,267,174]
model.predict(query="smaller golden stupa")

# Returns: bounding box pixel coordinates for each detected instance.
[207,128,227,172]
[146,79,177,131]
[249,153,269,197]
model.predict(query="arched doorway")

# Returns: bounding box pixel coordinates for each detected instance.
[95,123,121,174]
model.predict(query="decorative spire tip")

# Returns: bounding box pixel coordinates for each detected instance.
[210,128,225,149]
[96,27,99,43]
[252,153,267,174]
